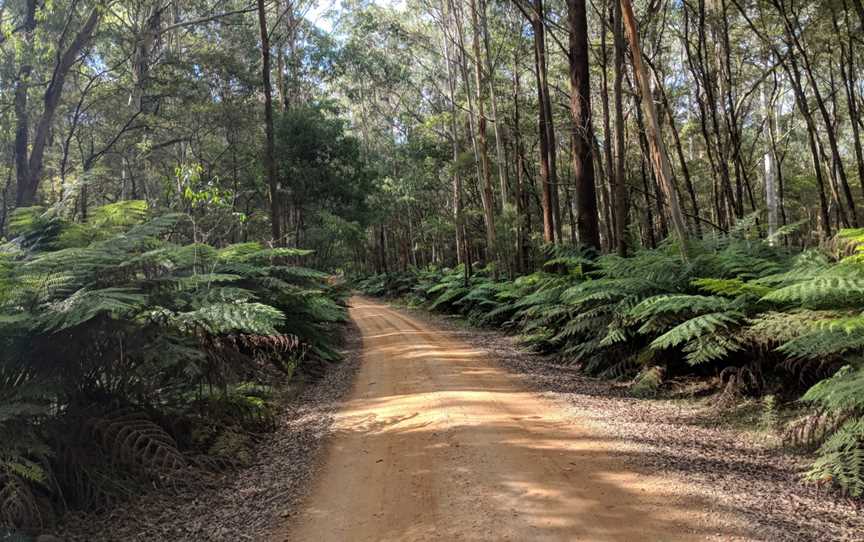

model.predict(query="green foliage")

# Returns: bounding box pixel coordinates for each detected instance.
[805,410,864,497]
[798,363,864,496]
[274,104,374,266]
[0,204,345,529]
[803,364,864,412]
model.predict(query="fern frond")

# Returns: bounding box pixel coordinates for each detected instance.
[650,311,744,351]
[174,302,285,335]
[803,364,864,412]
[806,417,864,497]
[692,278,771,298]
[762,275,864,307]
[91,413,186,480]
[41,288,146,331]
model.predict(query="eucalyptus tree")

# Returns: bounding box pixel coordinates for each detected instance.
[567,0,600,249]
[11,0,102,207]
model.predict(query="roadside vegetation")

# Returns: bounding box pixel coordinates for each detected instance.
[0,203,346,531]
[354,223,864,498]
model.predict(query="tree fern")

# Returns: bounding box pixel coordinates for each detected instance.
[173,302,285,335]
[0,205,346,526]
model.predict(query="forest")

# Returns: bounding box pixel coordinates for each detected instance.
[1,0,864,539]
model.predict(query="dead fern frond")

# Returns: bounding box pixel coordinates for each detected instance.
[0,473,45,530]
[785,409,852,449]
[91,413,187,482]
[713,366,761,409]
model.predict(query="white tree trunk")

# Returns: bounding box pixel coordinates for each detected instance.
[761,83,778,244]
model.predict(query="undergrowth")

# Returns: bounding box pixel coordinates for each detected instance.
[354,224,864,498]
[0,202,346,531]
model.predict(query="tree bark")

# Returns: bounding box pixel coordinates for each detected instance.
[470,0,497,269]
[512,52,528,273]
[600,0,617,249]
[13,0,36,207]
[451,0,486,242]
[620,0,689,255]
[567,0,600,249]
[478,0,509,208]
[528,0,556,243]
[783,53,834,235]
[761,82,778,243]
[442,0,470,283]
[257,0,282,245]
[644,55,701,235]
[612,0,628,255]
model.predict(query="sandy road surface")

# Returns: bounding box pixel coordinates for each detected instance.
[274,297,753,542]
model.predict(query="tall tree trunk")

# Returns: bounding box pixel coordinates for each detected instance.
[529,0,556,243]
[639,156,656,248]
[682,1,736,225]
[257,0,282,245]
[131,5,163,116]
[479,0,509,208]
[379,225,388,274]
[284,0,300,108]
[712,0,750,215]
[567,0,600,249]
[594,135,614,250]
[442,0,470,282]
[837,8,864,203]
[469,0,497,268]
[13,0,36,207]
[612,0,628,255]
[644,55,701,234]
[276,45,286,111]
[783,54,834,236]
[0,151,11,236]
[600,0,617,249]
[769,73,788,230]
[451,0,485,234]
[512,52,528,273]
[620,0,689,255]
[564,166,578,245]
[761,82,778,243]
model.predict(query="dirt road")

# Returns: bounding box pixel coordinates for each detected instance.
[275,297,751,541]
